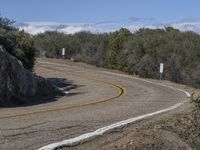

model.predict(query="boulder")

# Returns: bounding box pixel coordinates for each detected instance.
[0,47,37,104]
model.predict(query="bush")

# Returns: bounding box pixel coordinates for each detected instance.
[0,16,36,71]
[33,27,200,88]
[191,93,200,114]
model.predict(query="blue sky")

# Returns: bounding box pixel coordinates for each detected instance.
[1,0,200,34]
[1,0,199,23]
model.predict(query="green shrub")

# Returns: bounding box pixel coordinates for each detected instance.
[0,16,36,71]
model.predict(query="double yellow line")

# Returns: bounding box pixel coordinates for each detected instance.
[0,63,126,120]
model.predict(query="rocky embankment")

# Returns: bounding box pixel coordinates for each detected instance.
[0,47,56,106]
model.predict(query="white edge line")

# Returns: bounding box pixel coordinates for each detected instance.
[37,62,191,150]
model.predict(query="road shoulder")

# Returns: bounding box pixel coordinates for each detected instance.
[62,82,200,150]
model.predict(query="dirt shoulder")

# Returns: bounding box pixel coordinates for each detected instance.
[105,105,200,150]
[63,101,200,150]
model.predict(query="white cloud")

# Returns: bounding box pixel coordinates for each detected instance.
[15,19,200,35]
[171,21,200,33]
[18,25,54,35]
[127,20,200,34]
[127,24,164,32]
[59,26,104,34]
[16,22,109,35]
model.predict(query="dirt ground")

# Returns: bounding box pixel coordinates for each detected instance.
[63,101,200,150]
[107,109,200,150]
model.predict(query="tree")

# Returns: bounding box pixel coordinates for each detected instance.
[33,27,200,87]
[103,28,132,71]
[0,16,36,71]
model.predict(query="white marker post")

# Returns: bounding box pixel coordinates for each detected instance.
[62,48,65,59]
[159,63,164,80]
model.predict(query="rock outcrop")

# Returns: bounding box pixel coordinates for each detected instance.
[0,47,37,104]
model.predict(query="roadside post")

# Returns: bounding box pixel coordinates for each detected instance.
[159,63,164,80]
[62,48,65,59]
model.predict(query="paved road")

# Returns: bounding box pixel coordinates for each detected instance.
[0,59,186,150]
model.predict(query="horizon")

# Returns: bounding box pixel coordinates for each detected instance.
[1,0,200,34]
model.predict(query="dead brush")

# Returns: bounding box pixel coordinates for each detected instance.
[190,93,200,114]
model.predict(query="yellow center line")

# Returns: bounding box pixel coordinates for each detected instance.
[0,64,126,120]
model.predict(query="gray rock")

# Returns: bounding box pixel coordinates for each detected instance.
[0,47,37,104]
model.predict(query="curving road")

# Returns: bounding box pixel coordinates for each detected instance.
[0,59,187,150]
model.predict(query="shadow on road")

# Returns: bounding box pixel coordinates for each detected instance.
[0,77,86,108]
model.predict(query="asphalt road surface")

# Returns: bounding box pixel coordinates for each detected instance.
[0,59,187,150]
